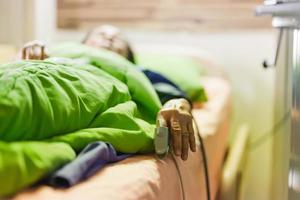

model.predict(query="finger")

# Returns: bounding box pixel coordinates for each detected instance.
[188,121,196,152]
[181,124,189,161]
[29,47,35,59]
[22,47,27,59]
[170,116,182,156]
[41,46,45,59]
[34,46,40,59]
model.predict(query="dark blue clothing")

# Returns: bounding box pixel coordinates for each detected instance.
[141,68,189,104]
[49,142,131,188]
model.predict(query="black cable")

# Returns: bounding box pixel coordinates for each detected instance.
[169,122,211,200]
[195,122,211,200]
[171,153,186,200]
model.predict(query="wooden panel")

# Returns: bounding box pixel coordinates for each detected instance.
[57,0,272,31]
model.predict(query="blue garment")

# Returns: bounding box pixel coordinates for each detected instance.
[49,142,131,188]
[141,68,190,104]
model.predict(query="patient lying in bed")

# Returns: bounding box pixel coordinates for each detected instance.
[82,25,199,160]
[0,26,206,196]
[23,25,203,161]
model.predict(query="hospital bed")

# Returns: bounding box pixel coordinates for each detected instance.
[11,72,231,200]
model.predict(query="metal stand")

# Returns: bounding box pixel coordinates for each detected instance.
[256,1,300,199]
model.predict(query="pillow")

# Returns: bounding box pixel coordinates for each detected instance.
[136,53,207,102]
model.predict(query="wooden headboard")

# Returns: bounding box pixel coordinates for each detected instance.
[57,0,272,31]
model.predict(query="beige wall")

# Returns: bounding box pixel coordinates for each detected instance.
[57,0,271,31]
[0,0,27,46]
[0,0,56,47]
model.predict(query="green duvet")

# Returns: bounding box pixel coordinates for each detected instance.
[0,44,161,196]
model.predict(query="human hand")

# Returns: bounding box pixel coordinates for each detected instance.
[21,41,48,60]
[157,98,196,160]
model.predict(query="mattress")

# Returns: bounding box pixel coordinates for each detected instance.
[12,77,231,200]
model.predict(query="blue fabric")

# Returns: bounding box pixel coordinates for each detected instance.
[141,68,189,104]
[49,142,131,188]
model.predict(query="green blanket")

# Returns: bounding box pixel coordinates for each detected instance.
[0,46,161,196]
[49,43,162,122]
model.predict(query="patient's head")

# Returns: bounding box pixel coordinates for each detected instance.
[83,25,135,63]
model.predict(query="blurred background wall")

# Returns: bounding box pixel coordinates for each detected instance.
[0,0,276,199]
[57,0,269,31]
[0,0,56,47]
